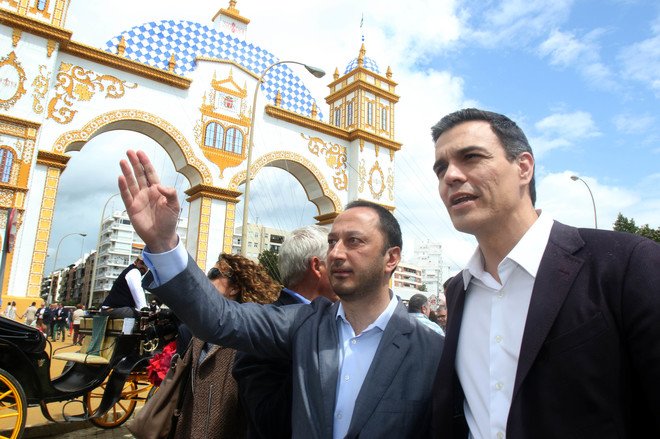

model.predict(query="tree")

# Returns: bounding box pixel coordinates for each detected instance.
[258,249,281,284]
[417,284,427,292]
[612,213,660,243]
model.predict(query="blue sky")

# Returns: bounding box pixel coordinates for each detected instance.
[47,0,659,273]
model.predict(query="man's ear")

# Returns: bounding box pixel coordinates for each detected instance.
[517,152,534,185]
[310,256,323,279]
[385,246,401,274]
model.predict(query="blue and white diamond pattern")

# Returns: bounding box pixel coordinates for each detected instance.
[344,56,380,75]
[104,20,323,119]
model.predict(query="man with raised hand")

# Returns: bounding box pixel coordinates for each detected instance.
[118,150,443,439]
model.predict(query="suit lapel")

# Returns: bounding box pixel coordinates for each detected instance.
[346,302,413,437]
[513,222,584,397]
[318,301,340,438]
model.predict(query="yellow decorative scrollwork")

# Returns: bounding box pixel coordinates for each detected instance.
[368,161,385,200]
[387,167,394,201]
[31,65,49,114]
[0,51,27,110]
[301,133,348,191]
[358,159,366,193]
[47,63,137,124]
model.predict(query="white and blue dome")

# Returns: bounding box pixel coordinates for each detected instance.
[344,56,380,75]
[104,20,322,118]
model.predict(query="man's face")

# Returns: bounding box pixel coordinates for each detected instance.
[326,207,398,301]
[433,121,534,238]
[315,259,339,302]
[437,308,447,328]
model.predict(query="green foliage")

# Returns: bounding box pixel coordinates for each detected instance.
[612,213,660,243]
[258,249,282,284]
[417,284,427,292]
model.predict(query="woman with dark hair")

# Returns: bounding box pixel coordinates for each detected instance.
[174,253,280,439]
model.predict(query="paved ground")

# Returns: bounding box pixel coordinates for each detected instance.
[28,423,135,438]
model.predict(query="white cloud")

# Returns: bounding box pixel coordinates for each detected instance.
[466,0,574,47]
[613,113,655,134]
[530,111,600,156]
[618,16,660,96]
[537,171,641,230]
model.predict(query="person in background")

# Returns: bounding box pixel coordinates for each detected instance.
[21,302,38,327]
[436,304,448,332]
[408,293,445,336]
[100,256,148,319]
[233,225,337,439]
[430,108,660,438]
[54,303,69,342]
[3,301,16,320]
[72,304,86,345]
[174,253,280,439]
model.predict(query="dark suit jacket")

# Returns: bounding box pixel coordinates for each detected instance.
[232,288,301,439]
[431,222,660,438]
[152,258,444,439]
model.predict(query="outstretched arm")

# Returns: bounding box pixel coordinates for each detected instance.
[118,150,179,253]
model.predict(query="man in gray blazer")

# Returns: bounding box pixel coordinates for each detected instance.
[429,108,660,438]
[118,150,444,439]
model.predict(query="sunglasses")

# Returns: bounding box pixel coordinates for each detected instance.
[207,267,233,280]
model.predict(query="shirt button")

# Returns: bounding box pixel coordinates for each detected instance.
[344,375,350,381]
[336,412,342,419]
[495,382,503,390]
[351,339,357,345]
[497,292,504,298]
[497,432,504,439]
[495,335,503,343]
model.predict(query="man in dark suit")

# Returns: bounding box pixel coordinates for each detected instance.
[117,150,444,438]
[233,224,337,439]
[429,108,660,438]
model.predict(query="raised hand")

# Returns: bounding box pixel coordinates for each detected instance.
[118,150,180,253]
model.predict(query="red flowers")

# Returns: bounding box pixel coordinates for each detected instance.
[146,341,177,386]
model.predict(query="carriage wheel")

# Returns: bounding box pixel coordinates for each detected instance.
[0,368,27,439]
[84,377,138,429]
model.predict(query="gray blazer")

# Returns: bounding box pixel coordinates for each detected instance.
[152,257,444,439]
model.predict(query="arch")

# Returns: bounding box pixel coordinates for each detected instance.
[52,109,213,186]
[229,151,342,218]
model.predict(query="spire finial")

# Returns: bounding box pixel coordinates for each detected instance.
[333,67,339,80]
[168,54,176,73]
[117,36,127,57]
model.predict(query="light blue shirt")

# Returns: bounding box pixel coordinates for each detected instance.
[333,293,399,439]
[410,312,445,336]
[282,287,311,304]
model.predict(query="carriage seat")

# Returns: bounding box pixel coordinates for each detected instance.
[53,315,119,365]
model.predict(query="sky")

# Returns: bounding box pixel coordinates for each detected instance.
[46,0,660,278]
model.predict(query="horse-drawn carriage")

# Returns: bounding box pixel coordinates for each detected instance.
[0,309,177,438]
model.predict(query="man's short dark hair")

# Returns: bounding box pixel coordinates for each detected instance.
[408,294,428,313]
[431,108,536,205]
[344,200,402,253]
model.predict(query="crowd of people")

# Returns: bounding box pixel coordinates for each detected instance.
[5,106,658,438]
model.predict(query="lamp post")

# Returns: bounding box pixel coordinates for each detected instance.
[88,193,120,308]
[240,60,325,256]
[50,232,86,303]
[570,175,597,229]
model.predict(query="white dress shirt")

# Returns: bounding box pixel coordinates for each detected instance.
[457,212,553,439]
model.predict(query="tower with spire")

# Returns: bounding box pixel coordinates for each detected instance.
[326,43,398,141]
[212,0,250,39]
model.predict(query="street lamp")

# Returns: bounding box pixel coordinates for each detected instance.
[88,193,120,308]
[570,175,598,229]
[240,60,325,256]
[50,232,86,303]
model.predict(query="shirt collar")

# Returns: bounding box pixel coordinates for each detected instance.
[282,287,311,304]
[462,210,554,286]
[336,290,399,332]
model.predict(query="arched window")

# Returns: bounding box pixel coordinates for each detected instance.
[367,102,374,125]
[0,149,14,183]
[225,128,244,154]
[204,122,224,149]
[380,107,388,131]
[347,102,354,126]
[36,0,48,11]
[334,108,341,127]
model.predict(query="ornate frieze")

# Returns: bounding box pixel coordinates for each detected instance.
[47,63,137,124]
[0,51,27,110]
[301,133,348,191]
[31,65,49,114]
